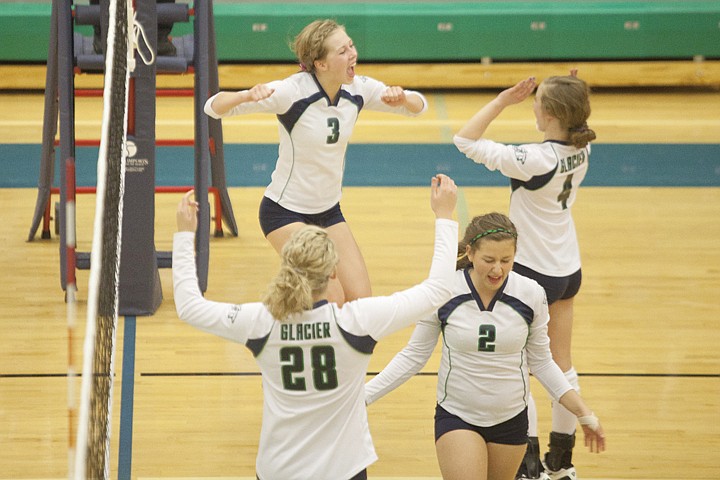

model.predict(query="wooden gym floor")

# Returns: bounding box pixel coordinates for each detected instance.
[0,69,719,479]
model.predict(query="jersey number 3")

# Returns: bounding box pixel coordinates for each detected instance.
[326,117,340,144]
[280,346,339,391]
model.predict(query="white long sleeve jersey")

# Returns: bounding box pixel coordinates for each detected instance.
[205,73,427,214]
[172,219,457,480]
[365,269,573,427]
[454,135,590,277]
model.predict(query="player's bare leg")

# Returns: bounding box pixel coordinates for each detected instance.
[436,430,489,480]
[487,442,529,480]
[326,221,372,304]
[544,297,579,480]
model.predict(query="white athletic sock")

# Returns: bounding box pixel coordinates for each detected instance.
[551,367,580,434]
[527,391,538,437]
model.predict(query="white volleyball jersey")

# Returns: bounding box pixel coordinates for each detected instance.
[172,218,457,480]
[206,73,427,214]
[365,270,573,427]
[454,136,590,276]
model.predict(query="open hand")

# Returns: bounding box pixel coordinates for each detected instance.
[497,76,537,107]
[430,174,457,220]
[579,414,606,454]
[176,190,198,232]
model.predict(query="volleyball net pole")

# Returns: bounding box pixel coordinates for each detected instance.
[63,1,227,472]
[73,0,132,476]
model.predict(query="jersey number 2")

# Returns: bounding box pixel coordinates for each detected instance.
[280,346,338,391]
[478,324,496,352]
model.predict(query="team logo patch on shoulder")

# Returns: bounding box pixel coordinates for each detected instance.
[359,75,368,83]
[512,146,528,164]
[227,304,241,323]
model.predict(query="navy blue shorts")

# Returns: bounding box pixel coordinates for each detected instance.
[513,263,582,305]
[434,404,528,445]
[258,196,346,237]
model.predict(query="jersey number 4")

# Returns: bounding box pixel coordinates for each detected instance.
[280,346,339,391]
[557,173,574,210]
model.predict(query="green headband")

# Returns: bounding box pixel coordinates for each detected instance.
[469,228,518,245]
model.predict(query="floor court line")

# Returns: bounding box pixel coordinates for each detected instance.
[134,477,660,480]
[11,477,674,480]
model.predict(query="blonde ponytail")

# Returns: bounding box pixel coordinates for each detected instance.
[263,226,338,321]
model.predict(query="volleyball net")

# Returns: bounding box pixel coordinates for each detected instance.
[71,0,132,477]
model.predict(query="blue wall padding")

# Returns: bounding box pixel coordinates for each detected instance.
[2,143,719,188]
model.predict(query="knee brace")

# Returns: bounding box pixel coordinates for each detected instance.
[544,431,576,471]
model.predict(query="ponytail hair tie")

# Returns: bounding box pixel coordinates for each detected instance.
[570,122,589,133]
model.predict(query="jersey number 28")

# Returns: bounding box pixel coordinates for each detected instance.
[280,346,339,391]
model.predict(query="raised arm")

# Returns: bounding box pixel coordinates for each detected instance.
[455,76,537,140]
[361,175,457,403]
[173,191,258,343]
[343,174,458,340]
[381,86,427,114]
[204,83,276,118]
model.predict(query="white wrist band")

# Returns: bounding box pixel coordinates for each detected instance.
[578,412,600,432]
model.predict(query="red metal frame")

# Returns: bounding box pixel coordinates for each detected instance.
[44,185,224,238]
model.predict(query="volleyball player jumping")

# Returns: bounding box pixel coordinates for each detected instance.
[204,19,427,305]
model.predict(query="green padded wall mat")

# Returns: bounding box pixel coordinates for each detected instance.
[1,2,719,61]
